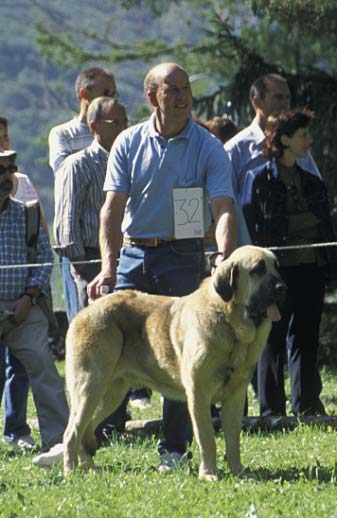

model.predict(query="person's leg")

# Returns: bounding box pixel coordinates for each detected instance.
[146,239,204,456]
[0,341,6,404]
[3,350,31,443]
[60,256,79,323]
[258,270,293,416]
[5,305,69,449]
[288,265,326,415]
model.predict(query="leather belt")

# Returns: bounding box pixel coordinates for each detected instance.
[123,236,176,247]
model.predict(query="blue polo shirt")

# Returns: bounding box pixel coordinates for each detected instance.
[225,117,321,201]
[104,114,234,238]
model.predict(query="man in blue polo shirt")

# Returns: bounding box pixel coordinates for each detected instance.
[225,73,321,201]
[88,62,237,473]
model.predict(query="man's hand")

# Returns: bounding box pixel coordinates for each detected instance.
[12,295,32,323]
[70,256,86,275]
[87,269,116,302]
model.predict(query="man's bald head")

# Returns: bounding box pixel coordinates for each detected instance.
[144,63,188,95]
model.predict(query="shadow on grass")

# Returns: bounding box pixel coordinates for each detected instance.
[217,465,336,484]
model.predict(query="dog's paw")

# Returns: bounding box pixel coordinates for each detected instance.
[198,471,219,482]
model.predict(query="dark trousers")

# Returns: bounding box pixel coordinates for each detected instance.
[115,239,204,454]
[258,263,325,416]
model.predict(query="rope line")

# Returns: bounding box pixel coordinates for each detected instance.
[0,241,337,270]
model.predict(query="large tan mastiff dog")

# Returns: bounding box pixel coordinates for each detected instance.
[63,245,286,480]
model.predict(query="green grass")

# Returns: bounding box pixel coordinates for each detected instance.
[0,367,336,518]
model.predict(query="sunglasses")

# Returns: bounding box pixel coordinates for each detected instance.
[0,164,17,175]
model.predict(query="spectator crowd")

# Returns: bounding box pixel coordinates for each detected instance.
[0,64,335,471]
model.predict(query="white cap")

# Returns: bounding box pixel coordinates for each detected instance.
[0,149,16,159]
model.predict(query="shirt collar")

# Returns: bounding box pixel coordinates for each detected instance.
[148,113,193,140]
[250,117,266,145]
[90,138,109,157]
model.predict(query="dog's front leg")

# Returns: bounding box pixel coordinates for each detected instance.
[220,385,246,476]
[185,384,218,482]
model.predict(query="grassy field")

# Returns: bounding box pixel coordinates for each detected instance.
[0,365,336,518]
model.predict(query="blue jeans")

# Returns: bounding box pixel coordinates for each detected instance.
[3,349,30,442]
[60,256,79,323]
[116,238,204,454]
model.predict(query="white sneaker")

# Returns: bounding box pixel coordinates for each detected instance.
[158,450,191,474]
[33,443,63,467]
[129,397,151,410]
[8,435,36,451]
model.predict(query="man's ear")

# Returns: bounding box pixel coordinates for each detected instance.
[79,86,89,102]
[251,94,262,111]
[146,90,158,108]
[89,120,96,134]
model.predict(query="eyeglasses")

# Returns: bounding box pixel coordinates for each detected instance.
[101,119,128,127]
[0,164,17,175]
[103,89,119,99]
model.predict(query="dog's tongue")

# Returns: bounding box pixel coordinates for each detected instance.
[267,304,281,322]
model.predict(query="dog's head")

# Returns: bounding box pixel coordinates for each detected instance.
[212,245,286,325]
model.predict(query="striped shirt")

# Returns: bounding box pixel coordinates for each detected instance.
[53,140,108,258]
[48,117,93,174]
[0,198,53,300]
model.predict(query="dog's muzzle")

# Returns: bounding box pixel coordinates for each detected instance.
[247,275,287,324]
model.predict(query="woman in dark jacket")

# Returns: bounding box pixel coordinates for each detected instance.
[242,109,335,416]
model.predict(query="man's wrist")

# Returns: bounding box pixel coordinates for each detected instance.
[21,287,41,305]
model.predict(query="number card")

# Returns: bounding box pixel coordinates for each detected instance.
[173,188,204,239]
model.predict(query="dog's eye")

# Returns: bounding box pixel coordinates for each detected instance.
[250,260,266,277]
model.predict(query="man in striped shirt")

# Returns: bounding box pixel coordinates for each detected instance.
[53,96,127,310]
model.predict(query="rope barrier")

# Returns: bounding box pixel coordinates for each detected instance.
[0,241,337,270]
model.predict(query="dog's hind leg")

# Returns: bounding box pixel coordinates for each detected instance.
[220,385,247,475]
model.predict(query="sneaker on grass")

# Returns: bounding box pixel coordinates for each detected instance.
[8,435,36,451]
[158,450,191,474]
[33,443,63,467]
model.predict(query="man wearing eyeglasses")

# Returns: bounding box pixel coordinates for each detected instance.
[48,67,117,175]
[0,149,69,456]
[53,97,127,311]
[49,67,117,325]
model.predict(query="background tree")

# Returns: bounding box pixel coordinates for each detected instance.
[1,0,336,222]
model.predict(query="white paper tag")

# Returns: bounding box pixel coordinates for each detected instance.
[173,188,204,239]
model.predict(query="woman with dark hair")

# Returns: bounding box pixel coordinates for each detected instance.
[241,109,336,417]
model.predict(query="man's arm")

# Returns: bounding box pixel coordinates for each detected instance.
[87,190,127,301]
[210,195,237,261]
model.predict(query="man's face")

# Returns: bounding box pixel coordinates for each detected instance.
[86,75,117,103]
[258,80,290,119]
[152,66,193,124]
[0,124,10,150]
[0,157,17,201]
[94,104,128,151]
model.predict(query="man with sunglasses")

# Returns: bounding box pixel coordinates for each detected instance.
[49,67,117,175]
[0,149,69,455]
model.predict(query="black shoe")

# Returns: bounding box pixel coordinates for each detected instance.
[295,399,327,417]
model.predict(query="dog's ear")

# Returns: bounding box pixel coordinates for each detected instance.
[213,262,239,302]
